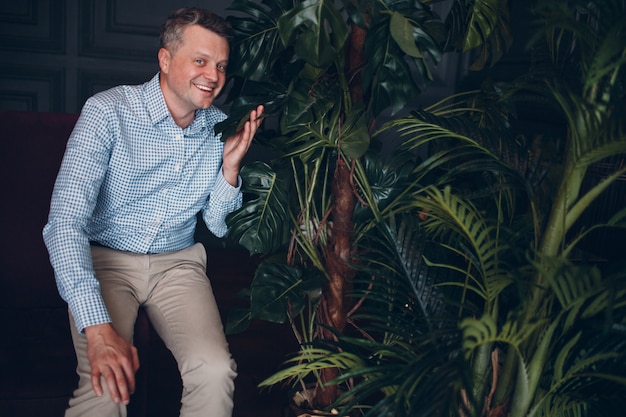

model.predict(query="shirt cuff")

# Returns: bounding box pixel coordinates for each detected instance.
[68,289,112,333]
[213,168,241,201]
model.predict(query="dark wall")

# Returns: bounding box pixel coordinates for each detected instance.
[0,1,532,115]
[0,0,229,114]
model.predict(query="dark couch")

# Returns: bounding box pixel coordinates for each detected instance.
[0,110,293,417]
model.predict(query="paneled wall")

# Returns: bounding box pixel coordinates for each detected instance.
[0,1,530,115]
[0,0,228,114]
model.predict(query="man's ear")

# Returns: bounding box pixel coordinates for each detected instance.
[158,48,170,73]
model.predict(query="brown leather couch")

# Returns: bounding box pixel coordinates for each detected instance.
[0,110,293,417]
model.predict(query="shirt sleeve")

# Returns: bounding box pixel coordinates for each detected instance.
[42,98,113,333]
[202,168,243,238]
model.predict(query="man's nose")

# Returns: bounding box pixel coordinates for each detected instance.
[203,65,218,81]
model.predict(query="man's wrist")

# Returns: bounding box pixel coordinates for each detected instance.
[84,322,115,339]
[221,165,239,187]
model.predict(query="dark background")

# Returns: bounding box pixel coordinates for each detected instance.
[0,0,532,115]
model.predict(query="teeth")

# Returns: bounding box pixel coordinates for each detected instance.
[195,84,213,92]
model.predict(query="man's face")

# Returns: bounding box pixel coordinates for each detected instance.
[158,24,229,120]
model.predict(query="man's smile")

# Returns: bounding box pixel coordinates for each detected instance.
[193,83,215,92]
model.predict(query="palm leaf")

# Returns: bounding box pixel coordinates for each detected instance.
[551,91,626,169]
[529,396,587,417]
[258,347,364,387]
[461,314,543,360]
[416,186,513,304]
[352,213,452,338]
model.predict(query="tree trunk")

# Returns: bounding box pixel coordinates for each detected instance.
[317,158,355,407]
[315,16,367,410]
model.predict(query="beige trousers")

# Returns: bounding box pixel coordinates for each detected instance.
[65,243,237,417]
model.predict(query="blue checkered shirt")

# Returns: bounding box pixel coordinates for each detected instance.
[43,73,242,332]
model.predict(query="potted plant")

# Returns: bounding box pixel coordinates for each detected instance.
[214,0,514,411]
[237,0,626,416]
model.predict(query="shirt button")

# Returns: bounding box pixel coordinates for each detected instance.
[174,164,180,172]
[175,134,183,140]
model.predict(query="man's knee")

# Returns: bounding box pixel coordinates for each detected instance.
[181,353,237,390]
[66,381,127,417]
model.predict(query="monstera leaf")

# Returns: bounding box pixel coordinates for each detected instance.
[214,88,287,140]
[277,0,349,68]
[363,6,442,116]
[445,0,512,69]
[226,161,292,254]
[250,261,323,323]
[226,0,293,81]
[226,261,323,334]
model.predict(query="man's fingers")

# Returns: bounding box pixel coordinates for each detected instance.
[91,368,104,397]
[102,367,124,404]
[120,349,139,395]
[250,105,264,131]
[90,359,137,405]
[132,346,140,373]
[100,363,135,405]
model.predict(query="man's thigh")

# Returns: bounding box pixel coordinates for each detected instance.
[143,243,231,368]
[91,245,145,339]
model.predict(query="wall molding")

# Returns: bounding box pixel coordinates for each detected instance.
[0,66,65,112]
[77,68,158,108]
[0,0,65,54]
[78,0,164,61]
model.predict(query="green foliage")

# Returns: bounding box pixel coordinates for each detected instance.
[218,0,626,415]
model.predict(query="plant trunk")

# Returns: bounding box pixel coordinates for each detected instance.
[314,16,366,410]
[318,158,356,407]
[347,21,366,105]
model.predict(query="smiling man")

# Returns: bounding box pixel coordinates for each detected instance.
[43,8,263,417]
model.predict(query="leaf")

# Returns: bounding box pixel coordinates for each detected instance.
[362,5,445,116]
[214,91,287,140]
[225,306,252,334]
[258,348,364,387]
[445,0,512,69]
[227,0,288,81]
[278,96,366,162]
[417,186,513,303]
[358,213,451,335]
[461,314,541,359]
[353,149,417,224]
[250,261,323,323]
[571,100,626,168]
[226,162,291,254]
[540,257,603,311]
[277,0,348,68]
[339,106,370,159]
[364,20,420,116]
[389,12,423,58]
[280,73,322,130]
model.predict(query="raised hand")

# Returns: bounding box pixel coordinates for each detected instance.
[222,104,264,186]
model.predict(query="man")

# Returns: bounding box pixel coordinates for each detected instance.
[43,7,263,417]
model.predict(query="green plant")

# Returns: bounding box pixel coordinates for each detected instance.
[239,0,626,416]
[215,0,513,409]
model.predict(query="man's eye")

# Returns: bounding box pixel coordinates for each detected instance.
[217,64,226,72]
[195,59,204,65]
